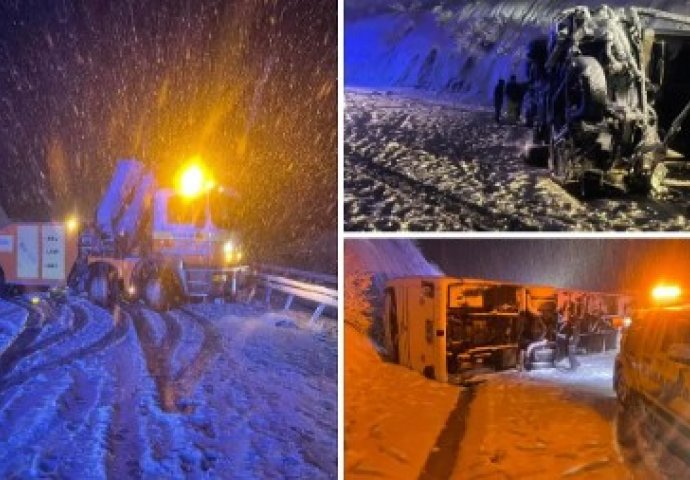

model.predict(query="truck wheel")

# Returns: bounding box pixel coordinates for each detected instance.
[144,269,181,312]
[567,56,607,122]
[0,268,6,298]
[87,264,118,308]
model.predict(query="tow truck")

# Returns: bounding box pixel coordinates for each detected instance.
[0,158,247,310]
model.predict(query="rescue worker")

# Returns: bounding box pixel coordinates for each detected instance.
[505,75,521,123]
[493,79,505,124]
[557,308,581,370]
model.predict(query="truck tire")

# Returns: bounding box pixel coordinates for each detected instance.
[87,264,118,308]
[567,56,607,123]
[0,267,6,298]
[144,269,181,312]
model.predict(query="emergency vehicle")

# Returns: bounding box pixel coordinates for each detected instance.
[0,159,247,310]
[614,285,690,455]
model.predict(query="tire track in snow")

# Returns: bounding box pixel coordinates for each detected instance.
[127,304,180,412]
[104,305,148,480]
[0,302,129,392]
[346,147,532,230]
[10,301,89,364]
[174,308,222,404]
[0,299,44,379]
[127,304,219,414]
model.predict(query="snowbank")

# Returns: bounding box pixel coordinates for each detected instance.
[345,239,457,478]
[345,0,690,103]
[345,324,459,479]
[344,238,441,339]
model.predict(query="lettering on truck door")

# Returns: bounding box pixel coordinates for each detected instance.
[17,225,39,279]
[41,225,65,280]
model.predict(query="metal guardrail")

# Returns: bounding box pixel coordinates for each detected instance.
[254,265,338,324]
[256,264,337,287]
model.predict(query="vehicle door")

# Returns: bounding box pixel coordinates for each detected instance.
[655,311,690,429]
[406,280,437,378]
[627,310,663,395]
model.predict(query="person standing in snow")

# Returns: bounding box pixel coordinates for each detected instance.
[505,75,521,123]
[557,308,580,370]
[493,79,505,124]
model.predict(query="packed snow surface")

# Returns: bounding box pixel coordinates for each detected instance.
[0,296,337,478]
[345,324,459,479]
[345,89,690,231]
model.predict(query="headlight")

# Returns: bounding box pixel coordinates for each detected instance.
[223,241,242,263]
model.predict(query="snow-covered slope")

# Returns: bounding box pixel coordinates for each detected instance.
[344,238,459,478]
[345,0,690,102]
[344,238,441,338]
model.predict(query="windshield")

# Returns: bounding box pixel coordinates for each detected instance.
[167,195,206,228]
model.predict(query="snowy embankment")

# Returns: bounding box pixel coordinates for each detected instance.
[0,296,337,479]
[345,239,459,479]
[345,0,690,102]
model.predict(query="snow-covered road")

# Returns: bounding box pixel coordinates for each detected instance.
[455,353,635,479]
[345,88,690,231]
[0,296,337,479]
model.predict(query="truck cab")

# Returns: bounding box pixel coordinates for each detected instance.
[81,159,246,310]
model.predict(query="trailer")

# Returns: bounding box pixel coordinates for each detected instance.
[383,276,632,382]
[0,205,79,294]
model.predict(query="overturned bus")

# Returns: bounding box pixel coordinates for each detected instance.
[383,276,631,382]
[524,5,690,198]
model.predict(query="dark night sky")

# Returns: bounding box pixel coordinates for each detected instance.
[419,238,690,295]
[0,0,336,270]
